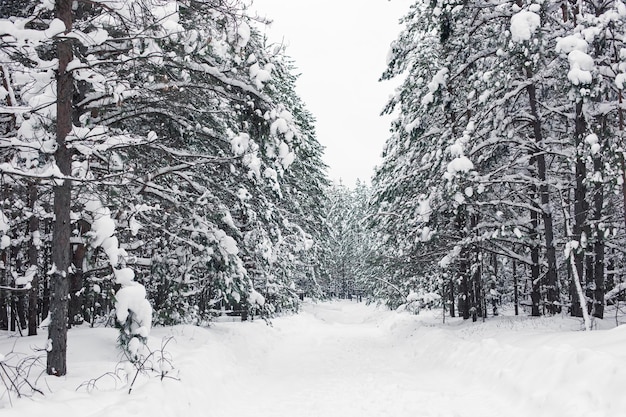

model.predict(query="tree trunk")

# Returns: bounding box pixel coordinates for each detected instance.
[530,183,541,317]
[0,250,7,330]
[592,151,604,319]
[17,289,26,330]
[525,69,559,313]
[10,295,15,331]
[471,214,482,319]
[472,248,482,319]
[571,100,586,317]
[47,0,73,377]
[449,275,455,318]
[606,248,615,304]
[513,260,519,316]
[28,183,39,336]
[456,207,470,320]
[619,91,626,232]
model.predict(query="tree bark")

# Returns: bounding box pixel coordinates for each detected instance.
[617,108,626,247]
[47,0,73,377]
[470,214,482,319]
[27,182,39,336]
[529,182,541,316]
[0,251,8,330]
[571,100,586,317]
[592,149,604,319]
[449,275,455,318]
[456,207,470,320]
[525,68,559,313]
[513,260,519,316]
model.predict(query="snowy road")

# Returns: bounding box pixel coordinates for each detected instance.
[202,301,515,417]
[3,300,625,416]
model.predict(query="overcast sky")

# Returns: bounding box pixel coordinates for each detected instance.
[250,0,413,187]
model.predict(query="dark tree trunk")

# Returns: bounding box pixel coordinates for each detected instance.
[10,296,15,331]
[0,250,8,330]
[42,251,50,319]
[41,219,51,319]
[17,290,26,330]
[513,260,519,316]
[471,248,482,320]
[585,244,594,313]
[530,184,541,317]
[525,69,559,313]
[606,249,615,304]
[571,100,586,318]
[459,253,470,320]
[456,207,470,320]
[471,214,482,319]
[617,86,626,232]
[592,152,604,319]
[28,183,39,336]
[491,253,498,316]
[449,275,455,318]
[48,0,73,377]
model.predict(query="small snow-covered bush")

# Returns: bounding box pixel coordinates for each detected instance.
[113,268,152,363]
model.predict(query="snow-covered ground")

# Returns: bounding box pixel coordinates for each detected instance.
[1,300,625,416]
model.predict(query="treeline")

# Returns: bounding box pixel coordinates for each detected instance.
[366,0,626,326]
[0,0,328,372]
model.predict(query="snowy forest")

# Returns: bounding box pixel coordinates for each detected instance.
[0,0,331,375]
[3,0,626,414]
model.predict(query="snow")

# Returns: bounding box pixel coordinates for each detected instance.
[270,117,290,135]
[3,300,625,416]
[114,267,135,287]
[556,35,588,55]
[151,1,182,36]
[248,289,266,306]
[230,133,250,156]
[616,73,626,89]
[0,210,8,233]
[510,11,540,42]
[566,50,595,85]
[421,68,448,105]
[214,229,239,255]
[418,197,431,223]
[439,245,461,268]
[114,283,152,333]
[446,156,474,175]
[586,133,601,154]
[0,235,10,250]
[249,62,273,89]
[101,236,120,267]
[222,211,236,229]
[237,21,251,48]
[86,206,116,248]
[555,31,595,86]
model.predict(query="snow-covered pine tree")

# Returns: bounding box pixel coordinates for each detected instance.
[0,0,329,373]
[372,0,626,322]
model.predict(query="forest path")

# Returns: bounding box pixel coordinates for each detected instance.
[3,300,623,416]
[204,300,521,417]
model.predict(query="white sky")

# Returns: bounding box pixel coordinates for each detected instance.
[250,0,413,187]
